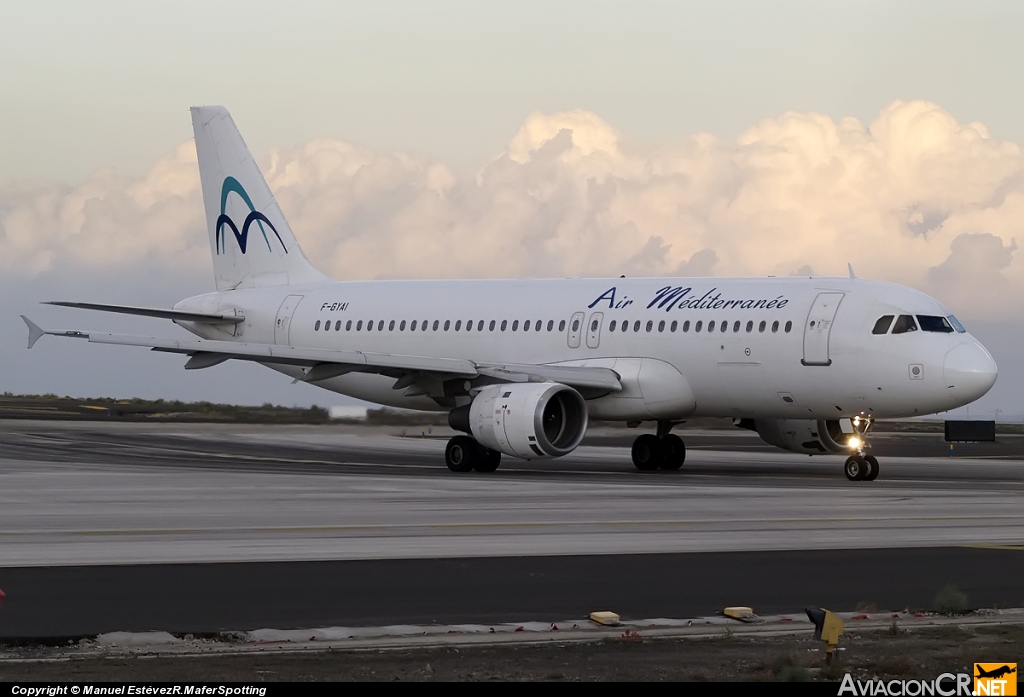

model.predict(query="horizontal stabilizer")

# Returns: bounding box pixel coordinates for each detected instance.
[44,301,245,324]
[21,316,45,349]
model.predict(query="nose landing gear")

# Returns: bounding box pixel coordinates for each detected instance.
[843,416,878,481]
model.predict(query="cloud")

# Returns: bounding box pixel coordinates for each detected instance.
[3,100,1024,316]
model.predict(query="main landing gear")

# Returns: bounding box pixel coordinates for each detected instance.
[843,415,878,481]
[445,435,502,473]
[631,421,686,471]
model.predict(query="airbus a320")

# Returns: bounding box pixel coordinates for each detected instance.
[23,106,998,480]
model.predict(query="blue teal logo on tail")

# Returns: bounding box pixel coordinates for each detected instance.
[216,177,288,255]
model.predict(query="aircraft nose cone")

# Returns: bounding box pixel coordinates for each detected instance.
[944,342,997,405]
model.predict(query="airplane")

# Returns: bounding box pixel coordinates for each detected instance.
[21,106,999,480]
[976,666,1016,679]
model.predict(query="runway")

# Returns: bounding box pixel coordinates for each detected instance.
[0,421,1020,638]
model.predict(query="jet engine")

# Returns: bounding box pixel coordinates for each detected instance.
[449,383,588,459]
[741,418,859,455]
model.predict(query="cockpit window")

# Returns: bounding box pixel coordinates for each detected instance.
[872,315,894,335]
[947,315,967,333]
[892,314,918,334]
[917,315,954,333]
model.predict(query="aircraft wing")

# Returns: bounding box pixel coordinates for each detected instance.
[21,317,622,394]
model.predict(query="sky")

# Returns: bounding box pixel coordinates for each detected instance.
[2,1,1024,417]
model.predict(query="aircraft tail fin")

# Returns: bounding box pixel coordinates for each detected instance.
[190,106,327,291]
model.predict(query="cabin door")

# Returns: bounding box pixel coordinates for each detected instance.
[802,292,844,366]
[274,294,304,345]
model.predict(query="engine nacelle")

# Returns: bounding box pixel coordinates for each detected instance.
[451,383,588,459]
[746,418,857,455]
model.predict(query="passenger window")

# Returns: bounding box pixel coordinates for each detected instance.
[571,319,579,332]
[455,320,462,331]
[872,315,894,335]
[315,320,321,331]
[683,320,690,332]
[410,320,417,331]
[633,320,641,332]
[658,320,665,332]
[721,321,728,333]
[389,320,395,331]
[334,321,340,331]
[592,319,600,332]
[433,320,439,331]
[559,320,566,331]
[784,321,792,333]
[695,321,703,332]
[745,321,753,333]
[444,320,451,331]
[467,319,473,331]
[422,320,428,331]
[609,320,617,332]
[733,321,740,332]
[478,320,484,331]
[523,320,530,332]
[501,320,507,331]
[547,320,553,331]
[512,320,519,331]
[622,321,628,332]
[771,321,779,333]
[346,320,352,331]
[708,320,715,332]
[378,320,384,331]
[947,315,966,333]
[489,320,496,331]
[367,320,374,332]
[646,320,653,332]
[670,320,677,332]
[399,320,406,331]
[917,315,954,333]
[892,315,917,334]
[356,320,363,330]
[758,320,765,333]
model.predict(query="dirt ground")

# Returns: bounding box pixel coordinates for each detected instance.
[0,624,1019,682]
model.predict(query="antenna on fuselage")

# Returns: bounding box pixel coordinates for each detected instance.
[847,263,856,279]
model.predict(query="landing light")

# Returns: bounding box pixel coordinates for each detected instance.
[847,436,862,450]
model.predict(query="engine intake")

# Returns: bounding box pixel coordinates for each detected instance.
[450,383,588,459]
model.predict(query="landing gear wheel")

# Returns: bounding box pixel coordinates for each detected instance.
[445,436,478,472]
[863,455,879,481]
[660,434,686,471]
[844,455,868,481]
[473,447,502,473]
[632,434,663,471]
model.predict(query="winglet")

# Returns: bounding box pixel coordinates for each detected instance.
[21,316,46,349]
[847,263,856,279]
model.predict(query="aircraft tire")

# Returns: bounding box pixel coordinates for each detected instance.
[660,434,685,470]
[445,436,478,473]
[863,455,879,481]
[473,447,502,473]
[632,434,663,471]
[844,455,868,481]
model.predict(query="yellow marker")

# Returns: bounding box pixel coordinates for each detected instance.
[723,606,755,621]
[805,607,845,662]
[589,611,620,626]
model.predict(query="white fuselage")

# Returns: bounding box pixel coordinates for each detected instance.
[175,275,997,422]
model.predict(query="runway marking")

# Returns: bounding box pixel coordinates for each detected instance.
[2,514,1020,539]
